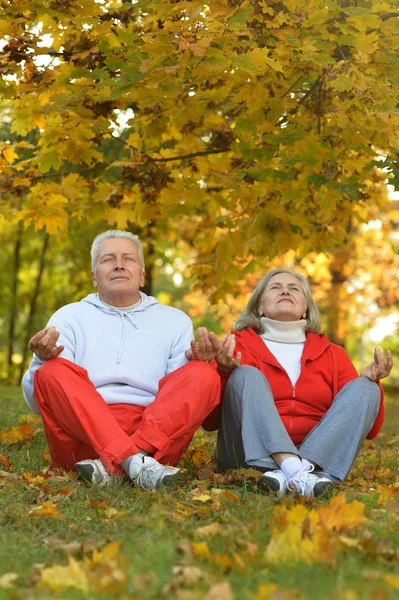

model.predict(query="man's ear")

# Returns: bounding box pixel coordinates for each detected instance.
[140,269,145,288]
[92,271,97,287]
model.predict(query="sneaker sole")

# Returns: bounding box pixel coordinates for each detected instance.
[158,469,180,488]
[313,481,334,498]
[75,463,123,486]
[258,477,284,497]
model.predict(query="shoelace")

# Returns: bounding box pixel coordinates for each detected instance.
[288,463,315,495]
[96,459,112,483]
[135,458,165,490]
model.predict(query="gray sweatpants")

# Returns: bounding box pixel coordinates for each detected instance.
[215,365,380,481]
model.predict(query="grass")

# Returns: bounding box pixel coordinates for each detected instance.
[1,384,399,600]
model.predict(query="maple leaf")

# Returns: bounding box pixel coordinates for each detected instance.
[0,422,36,446]
[2,147,18,164]
[38,556,90,593]
[29,501,62,518]
[315,494,367,531]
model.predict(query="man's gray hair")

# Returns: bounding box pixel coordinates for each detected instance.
[234,268,322,333]
[91,230,145,270]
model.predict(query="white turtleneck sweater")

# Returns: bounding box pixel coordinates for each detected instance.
[259,317,307,386]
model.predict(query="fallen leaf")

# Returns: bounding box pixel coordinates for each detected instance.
[172,565,204,587]
[196,522,222,539]
[384,574,399,589]
[24,473,47,485]
[177,539,194,562]
[0,454,12,470]
[191,542,212,562]
[316,494,367,531]
[246,583,279,600]
[38,556,89,593]
[0,422,36,446]
[51,541,84,556]
[41,450,51,462]
[104,507,125,519]
[205,581,234,600]
[197,462,217,480]
[191,494,212,503]
[29,501,61,518]
[211,489,241,503]
[89,500,108,510]
[0,572,18,589]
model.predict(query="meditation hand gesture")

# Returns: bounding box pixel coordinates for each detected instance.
[186,327,221,362]
[186,329,241,370]
[360,348,393,382]
[28,326,64,360]
[215,334,241,371]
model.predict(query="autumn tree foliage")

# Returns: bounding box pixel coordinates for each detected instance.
[1,0,398,295]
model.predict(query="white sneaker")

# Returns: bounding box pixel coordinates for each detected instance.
[289,464,333,498]
[128,454,180,491]
[258,470,289,498]
[75,458,124,486]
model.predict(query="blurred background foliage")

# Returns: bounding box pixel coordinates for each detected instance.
[1,201,398,386]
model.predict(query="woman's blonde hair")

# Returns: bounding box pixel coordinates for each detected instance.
[234,268,322,333]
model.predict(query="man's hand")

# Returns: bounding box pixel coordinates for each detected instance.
[360,348,393,382]
[186,327,221,362]
[28,326,64,360]
[215,334,241,372]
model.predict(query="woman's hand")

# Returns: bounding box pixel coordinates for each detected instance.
[215,334,241,371]
[360,348,393,382]
[186,327,221,362]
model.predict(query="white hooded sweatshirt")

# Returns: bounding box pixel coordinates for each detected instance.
[22,293,193,414]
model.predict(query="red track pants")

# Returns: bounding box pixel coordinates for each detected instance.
[34,357,220,473]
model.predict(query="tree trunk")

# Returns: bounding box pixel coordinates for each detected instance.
[18,234,50,383]
[7,221,23,368]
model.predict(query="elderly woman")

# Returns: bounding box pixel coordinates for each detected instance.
[199,269,392,498]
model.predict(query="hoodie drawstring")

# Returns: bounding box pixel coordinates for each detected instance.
[116,313,138,364]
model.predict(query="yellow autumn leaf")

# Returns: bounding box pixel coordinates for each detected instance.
[3,147,18,164]
[88,541,122,566]
[384,574,399,589]
[38,556,89,593]
[0,422,36,446]
[247,583,279,600]
[191,494,212,503]
[191,542,212,562]
[29,501,61,518]
[316,494,367,531]
[265,523,334,565]
[377,483,399,505]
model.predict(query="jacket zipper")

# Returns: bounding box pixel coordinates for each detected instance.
[289,385,296,434]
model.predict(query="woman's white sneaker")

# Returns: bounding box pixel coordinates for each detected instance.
[258,470,289,498]
[289,464,333,498]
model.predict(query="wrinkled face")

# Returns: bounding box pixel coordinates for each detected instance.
[258,273,308,322]
[92,238,144,306]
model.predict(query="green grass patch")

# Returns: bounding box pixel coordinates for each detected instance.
[1,385,399,599]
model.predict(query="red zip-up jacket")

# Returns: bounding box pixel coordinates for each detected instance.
[203,328,384,443]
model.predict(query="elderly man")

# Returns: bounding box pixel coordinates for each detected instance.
[22,230,220,490]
